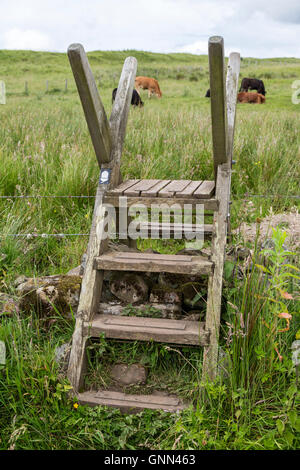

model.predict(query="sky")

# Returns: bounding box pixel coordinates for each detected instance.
[0,0,299,58]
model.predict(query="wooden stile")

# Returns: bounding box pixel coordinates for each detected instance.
[66,36,240,409]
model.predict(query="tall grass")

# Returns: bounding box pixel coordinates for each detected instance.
[0,49,299,449]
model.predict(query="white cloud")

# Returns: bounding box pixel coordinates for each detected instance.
[3,28,52,50]
[0,0,299,57]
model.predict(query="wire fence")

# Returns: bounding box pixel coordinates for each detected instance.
[0,193,298,238]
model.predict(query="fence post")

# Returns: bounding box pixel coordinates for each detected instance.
[65,79,68,92]
[208,36,227,180]
[46,80,49,92]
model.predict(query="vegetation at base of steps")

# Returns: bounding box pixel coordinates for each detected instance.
[0,49,299,450]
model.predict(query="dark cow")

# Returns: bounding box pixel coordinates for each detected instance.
[205,89,210,98]
[239,78,266,96]
[112,88,144,107]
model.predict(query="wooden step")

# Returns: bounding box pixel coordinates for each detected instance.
[103,178,218,210]
[136,221,213,239]
[77,390,187,412]
[106,179,215,198]
[83,314,210,346]
[94,251,213,275]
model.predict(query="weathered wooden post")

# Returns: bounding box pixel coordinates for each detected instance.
[65,79,68,92]
[208,36,227,180]
[202,38,240,382]
[46,80,49,92]
[67,43,137,391]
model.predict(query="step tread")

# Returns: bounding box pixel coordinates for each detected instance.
[83,314,209,346]
[107,178,215,199]
[77,390,187,411]
[94,251,213,275]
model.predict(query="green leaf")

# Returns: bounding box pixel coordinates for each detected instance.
[283,430,294,446]
[276,419,285,435]
[288,410,297,428]
[255,264,270,273]
[224,261,235,281]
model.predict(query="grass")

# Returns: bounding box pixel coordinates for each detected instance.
[0,49,299,450]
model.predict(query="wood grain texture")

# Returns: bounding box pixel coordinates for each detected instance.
[158,180,191,197]
[77,390,187,412]
[83,314,210,346]
[103,195,219,211]
[136,221,213,239]
[124,179,161,196]
[226,52,240,164]
[67,43,112,166]
[208,36,227,180]
[193,181,215,198]
[202,163,231,381]
[109,57,137,165]
[94,251,213,275]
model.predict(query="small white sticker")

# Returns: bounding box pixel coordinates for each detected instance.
[99,169,111,184]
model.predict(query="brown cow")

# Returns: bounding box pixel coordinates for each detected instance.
[135,76,162,98]
[237,92,266,104]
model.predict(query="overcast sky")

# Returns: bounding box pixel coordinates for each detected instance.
[0,0,299,58]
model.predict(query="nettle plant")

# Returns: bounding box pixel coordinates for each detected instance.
[255,226,299,360]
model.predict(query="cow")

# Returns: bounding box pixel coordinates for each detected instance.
[205,89,210,98]
[112,88,144,107]
[239,78,266,96]
[135,76,162,98]
[237,92,266,104]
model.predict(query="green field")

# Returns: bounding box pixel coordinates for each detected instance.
[0,49,299,450]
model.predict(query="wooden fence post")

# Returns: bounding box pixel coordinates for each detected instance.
[24,81,28,94]
[67,43,112,166]
[65,79,68,92]
[208,36,227,180]
[46,80,49,92]
[226,52,240,165]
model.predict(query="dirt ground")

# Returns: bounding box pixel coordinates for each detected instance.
[233,210,300,251]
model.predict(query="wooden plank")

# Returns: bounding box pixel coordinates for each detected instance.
[175,180,203,198]
[158,180,191,197]
[94,251,213,275]
[208,36,227,180]
[103,195,219,212]
[193,181,215,198]
[109,57,137,165]
[67,43,112,166]
[202,163,231,381]
[137,222,213,239]
[104,316,186,330]
[98,302,181,318]
[124,179,161,196]
[141,180,171,196]
[77,390,187,411]
[226,52,240,165]
[83,314,210,346]
[107,179,140,195]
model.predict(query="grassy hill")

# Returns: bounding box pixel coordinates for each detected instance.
[0,49,299,450]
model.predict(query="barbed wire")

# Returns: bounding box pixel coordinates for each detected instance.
[0,194,299,199]
[0,195,96,199]
[0,193,298,239]
[1,233,89,238]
